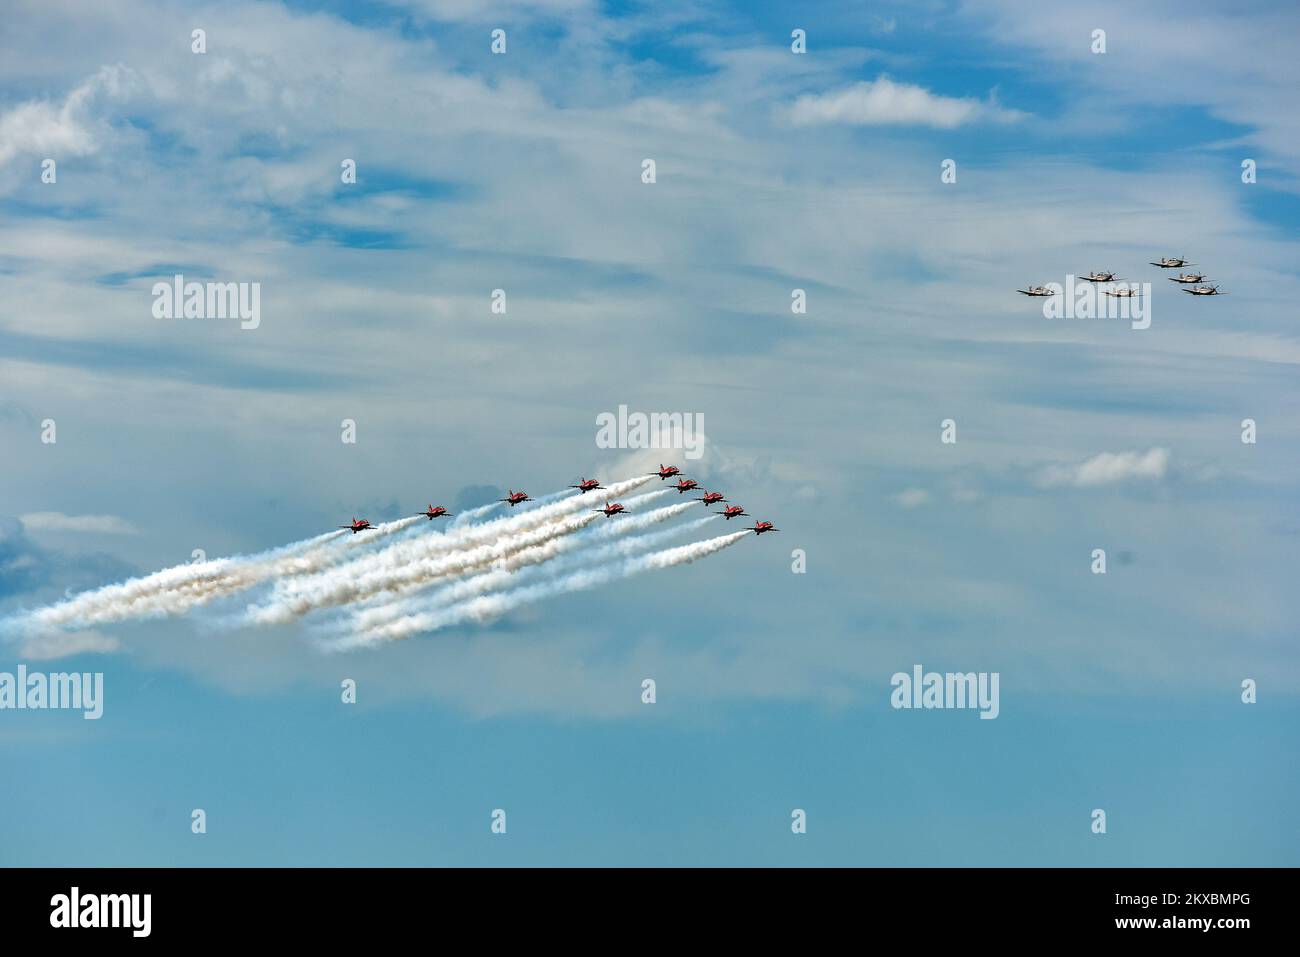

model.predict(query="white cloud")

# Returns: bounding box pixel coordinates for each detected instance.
[20,512,138,535]
[0,65,134,165]
[893,488,930,507]
[787,77,1026,128]
[1038,448,1170,488]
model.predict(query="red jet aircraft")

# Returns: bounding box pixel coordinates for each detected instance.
[593,502,626,517]
[672,479,699,494]
[697,491,726,506]
[748,521,779,535]
[339,518,374,533]
[569,478,604,493]
[651,465,681,480]
[416,505,453,520]
[719,505,749,520]
[500,490,532,506]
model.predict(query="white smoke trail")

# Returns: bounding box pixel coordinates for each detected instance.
[451,487,566,530]
[448,501,499,529]
[0,528,342,635]
[332,502,705,625]
[339,515,425,547]
[244,508,605,625]
[323,529,752,649]
[0,473,669,642]
[255,488,682,624]
[528,488,571,505]
[461,486,566,522]
[616,488,673,510]
[247,475,657,620]
[342,495,691,611]
[335,511,721,636]
[0,508,444,636]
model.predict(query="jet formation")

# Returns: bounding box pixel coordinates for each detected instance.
[340,473,779,538]
[1020,254,1228,299]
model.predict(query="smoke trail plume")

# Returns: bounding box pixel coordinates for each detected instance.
[448,501,499,528]
[244,476,658,623]
[0,473,742,656]
[338,496,694,614]
[338,512,721,635]
[2,528,342,634]
[325,530,751,649]
[272,494,691,625]
[245,510,603,625]
[1,508,438,636]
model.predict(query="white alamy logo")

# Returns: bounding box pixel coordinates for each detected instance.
[50,887,151,937]
[1042,275,1151,330]
[152,273,261,330]
[0,665,103,719]
[890,664,1000,719]
[596,405,705,460]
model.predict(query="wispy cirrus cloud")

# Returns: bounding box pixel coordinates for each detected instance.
[786,76,1027,128]
[1037,448,1171,488]
[962,0,1300,170]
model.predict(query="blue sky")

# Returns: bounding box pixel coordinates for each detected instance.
[1,0,1297,865]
